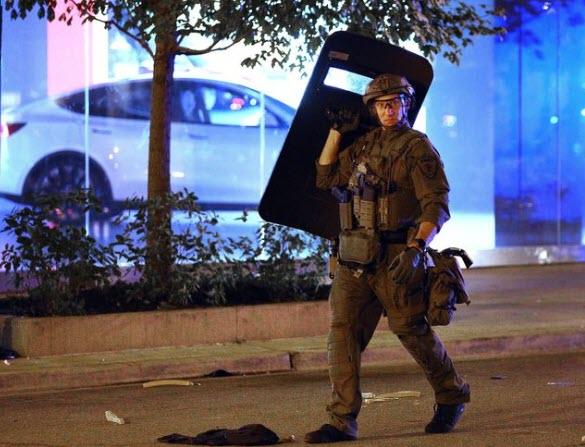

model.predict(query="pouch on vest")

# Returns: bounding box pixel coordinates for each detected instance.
[338,228,380,267]
[359,184,376,229]
[425,247,472,326]
[331,187,353,230]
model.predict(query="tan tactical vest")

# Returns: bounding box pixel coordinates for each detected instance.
[340,128,427,232]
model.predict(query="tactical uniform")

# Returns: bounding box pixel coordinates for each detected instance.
[311,79,470,439]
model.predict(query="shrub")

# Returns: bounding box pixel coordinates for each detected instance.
[111,190,236,308]
[0,190,331,316]
[0,191,120,315]
[113,191,330,308]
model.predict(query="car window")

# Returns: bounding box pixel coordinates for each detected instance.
[56,91,86,114]
[172,82,208,124]
[56,80,285,127]
[57,81,152,120]
[198,83,280,128]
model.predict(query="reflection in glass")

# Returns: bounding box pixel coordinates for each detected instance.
[1,5,585,267]
[323,67,372,95]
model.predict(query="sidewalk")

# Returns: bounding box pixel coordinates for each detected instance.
[1,263,584,395]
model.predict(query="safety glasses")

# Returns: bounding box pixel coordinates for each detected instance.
[373,96,403,110]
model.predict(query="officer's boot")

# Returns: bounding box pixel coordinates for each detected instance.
[304,424,357,443]
[425,403,465,434]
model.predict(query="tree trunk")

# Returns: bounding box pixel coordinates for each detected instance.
[145,32,176,293]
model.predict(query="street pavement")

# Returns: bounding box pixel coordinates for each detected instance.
[1,263,585,395]
[1,263,585,446]
[1,350,584,446]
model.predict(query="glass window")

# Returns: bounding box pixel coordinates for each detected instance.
[57,81,151,120]
[172,82,208,124]
[198,84,280,127]
[121,81,152,119]
[323,67,372,95]
[56,90,86,114]
[2,4,585,267]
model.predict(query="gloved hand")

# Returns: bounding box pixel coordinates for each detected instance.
[388,247,423,284]
[325,106,360,134]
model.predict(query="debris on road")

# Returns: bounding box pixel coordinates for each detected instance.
[105,410,125,425]
[204,369,235,378]
[143,379,194,388]
[0,348,19,360]
[490,375,506,380]
[158,423,280,445]
[362,390,421,404]
[546,381,575,387]
[279,434,297,443]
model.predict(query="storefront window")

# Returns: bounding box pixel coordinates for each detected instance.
[1,1,584,267]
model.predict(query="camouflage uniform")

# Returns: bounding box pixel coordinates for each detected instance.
[315,124,470,435]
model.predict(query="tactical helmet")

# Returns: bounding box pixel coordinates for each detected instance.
[362,74,415,105]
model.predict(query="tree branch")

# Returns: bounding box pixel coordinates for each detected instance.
[68,0,154,58]
[107,19,155,58]
[175,36,244,56]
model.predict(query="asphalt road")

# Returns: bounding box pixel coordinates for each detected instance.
[1,350,584,447]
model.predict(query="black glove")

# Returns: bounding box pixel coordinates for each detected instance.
[388,247,423,284]
[325,106,360,134]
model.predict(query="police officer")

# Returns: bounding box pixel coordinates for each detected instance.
[304,74,470,443]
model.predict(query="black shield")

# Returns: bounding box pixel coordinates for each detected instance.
[259,31,433,239]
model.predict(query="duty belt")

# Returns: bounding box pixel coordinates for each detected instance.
[379,230,408,244]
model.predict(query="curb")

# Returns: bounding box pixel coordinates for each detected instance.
[0,302,334,358]
[0,352,292,395]
[291,331,585,371]
[1,331,584,396]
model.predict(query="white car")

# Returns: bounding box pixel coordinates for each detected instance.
[0,74,295,211]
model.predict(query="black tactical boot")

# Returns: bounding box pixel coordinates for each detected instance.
[304,424,357,443]
[425,403,466,433]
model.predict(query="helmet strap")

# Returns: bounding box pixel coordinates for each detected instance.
[399,97,411,127]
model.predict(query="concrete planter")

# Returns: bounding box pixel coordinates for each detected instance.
[1,301,370,358]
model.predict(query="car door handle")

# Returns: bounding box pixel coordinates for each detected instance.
[188,133,208,140]
[92,128,112,135]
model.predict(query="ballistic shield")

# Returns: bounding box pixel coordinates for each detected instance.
[259,31,433,239]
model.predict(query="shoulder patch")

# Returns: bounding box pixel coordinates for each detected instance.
[417,154,439,179]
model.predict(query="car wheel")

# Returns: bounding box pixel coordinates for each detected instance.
[23,153,113,223]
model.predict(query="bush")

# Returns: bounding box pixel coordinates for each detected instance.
[194,217,330,306]
[0,190,331,316]
[0,191,120,315]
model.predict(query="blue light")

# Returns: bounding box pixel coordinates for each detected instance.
[580,108,585,117]
[442,114,457,127]
[550,115,559,124]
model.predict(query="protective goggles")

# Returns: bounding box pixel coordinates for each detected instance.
[373,96,405,110]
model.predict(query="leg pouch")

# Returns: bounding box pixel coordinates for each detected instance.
[378,266,428,334]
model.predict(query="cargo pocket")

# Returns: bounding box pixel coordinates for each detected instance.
[426,268,458,326]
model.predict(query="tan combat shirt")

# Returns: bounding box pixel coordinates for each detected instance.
[315,125,450,232]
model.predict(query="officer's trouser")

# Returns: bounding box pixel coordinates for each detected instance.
[326,244,470,434]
